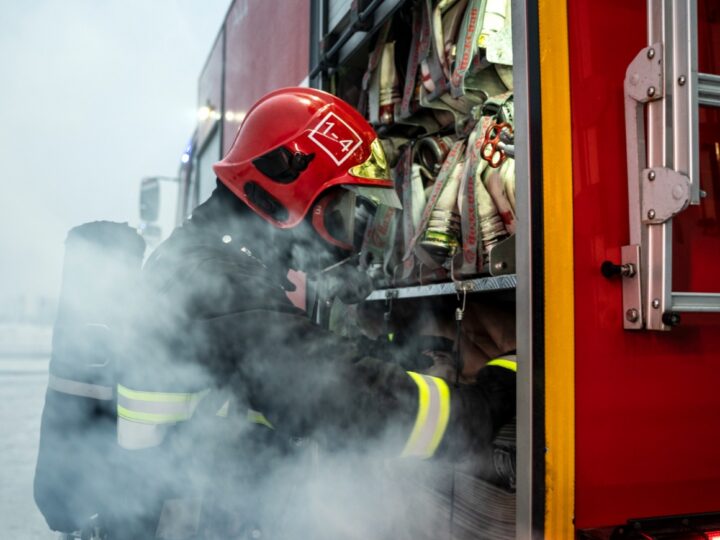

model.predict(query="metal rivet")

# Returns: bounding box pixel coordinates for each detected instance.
[626,308,639,323]
[652,299,661,309]
[700,190,708,198]
[647,86,656,97]
[222,234,232,244]
[678,75,686,86]
[648,170,656,181]
[647,48,655,59]
[647,209,656,219]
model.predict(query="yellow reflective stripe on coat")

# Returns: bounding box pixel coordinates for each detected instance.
[247,409,274,429]
[214,400,273,429]
[116,385,209,424]
[401,372,450,459]
[117,385,203,403]
[116,385,209,449]
[486,357,517,372]
[216,399,231,417]
[117,405,190,424]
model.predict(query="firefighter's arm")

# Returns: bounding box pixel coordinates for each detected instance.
[198,310,515,459]
[353,356,516,460]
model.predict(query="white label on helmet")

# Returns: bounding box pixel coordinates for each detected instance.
[308,112,363,166]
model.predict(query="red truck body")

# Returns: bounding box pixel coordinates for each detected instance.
[570,0,720,528]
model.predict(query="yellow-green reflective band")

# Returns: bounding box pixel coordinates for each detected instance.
[401,372,450,459]
[216,400,230,418]
[117,386,209,425]
[486,358,517,372]
[117,387,208,450]
[247,409,274,429]
[403,372,430,456]
[117,404,188,424]
[117,384,201,403]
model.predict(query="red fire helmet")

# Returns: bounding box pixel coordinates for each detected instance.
[213,87,400,231]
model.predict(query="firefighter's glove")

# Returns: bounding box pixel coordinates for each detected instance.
[450,359,517,457]
[318,260,374,305]
[360,334,454,371]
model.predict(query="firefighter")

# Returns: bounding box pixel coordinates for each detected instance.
[115,87,516,538]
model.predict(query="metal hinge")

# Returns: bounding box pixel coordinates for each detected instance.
[640,167,690,224]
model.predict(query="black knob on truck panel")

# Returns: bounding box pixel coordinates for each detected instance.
[662,311,681,326]
[601,260,636,279]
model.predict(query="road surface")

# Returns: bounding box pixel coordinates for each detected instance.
[0,357,56,538]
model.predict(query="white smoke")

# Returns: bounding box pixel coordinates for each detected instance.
[32,206,516,539]
[0,1,230,536]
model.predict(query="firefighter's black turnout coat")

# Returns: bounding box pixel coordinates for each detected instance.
[116,183,516,536]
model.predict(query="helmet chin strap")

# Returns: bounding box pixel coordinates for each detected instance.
[316,252,360,274]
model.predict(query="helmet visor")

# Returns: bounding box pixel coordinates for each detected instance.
[312,188,357,251]
[348,139,391,181]
[313,184,402,252]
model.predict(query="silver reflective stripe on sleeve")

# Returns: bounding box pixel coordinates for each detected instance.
[401,372,451,459]
[48,374,113,401]
[117,417,169,450]
[116,385,209,449]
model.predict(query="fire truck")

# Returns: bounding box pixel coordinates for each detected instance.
[138,0,720,538]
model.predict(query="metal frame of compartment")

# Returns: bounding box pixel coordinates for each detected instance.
[309,0,543,537]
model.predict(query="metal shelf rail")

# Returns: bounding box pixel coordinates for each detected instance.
[365,274,518,301]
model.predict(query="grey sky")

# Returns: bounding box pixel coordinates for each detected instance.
[0,0,230,300]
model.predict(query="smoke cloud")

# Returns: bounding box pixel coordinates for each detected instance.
[33,199,516,539]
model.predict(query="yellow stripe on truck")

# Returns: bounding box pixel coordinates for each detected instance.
[539,0,576,536]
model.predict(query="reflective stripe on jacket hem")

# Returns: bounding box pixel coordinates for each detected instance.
[48,374,113,401]
[401,372,450,459]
